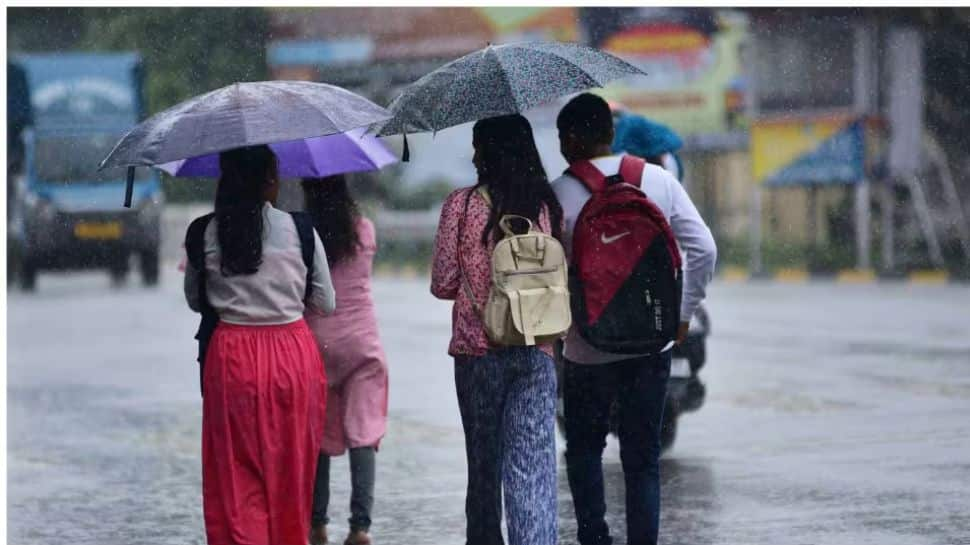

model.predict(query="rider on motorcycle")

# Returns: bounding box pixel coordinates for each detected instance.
[609,101,686,183]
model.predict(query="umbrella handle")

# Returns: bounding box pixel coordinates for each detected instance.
[124,166,135,208]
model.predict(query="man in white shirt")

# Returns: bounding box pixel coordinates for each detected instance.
[553,93,717,545]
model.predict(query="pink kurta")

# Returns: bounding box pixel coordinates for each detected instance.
[305,217,388,456]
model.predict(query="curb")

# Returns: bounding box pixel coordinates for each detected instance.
[374,265,428,279]
[721,266,751,283]
[371,265,964,285]
[716,267,962,285]
[774,268,810,283]
[908,270,950,285]
[836,269,877,284]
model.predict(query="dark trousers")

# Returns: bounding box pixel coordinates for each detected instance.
[455,347,558,545]
[311,446,376,532]
[563,352,671,545]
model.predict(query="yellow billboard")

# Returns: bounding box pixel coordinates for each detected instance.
[590,9,749,136]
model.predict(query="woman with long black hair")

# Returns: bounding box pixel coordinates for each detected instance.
[302,175,388,545]
[430,114,564,545]
[183,144,335,545]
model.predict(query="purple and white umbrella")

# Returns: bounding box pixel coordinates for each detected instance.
[156,128,396,179]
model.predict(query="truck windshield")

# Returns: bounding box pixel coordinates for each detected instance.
[33,134,152,184]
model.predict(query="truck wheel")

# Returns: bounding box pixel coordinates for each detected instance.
[8,240,20,287]
[109,261,129,288]
[140,248,160,286]
[19,259,37,292]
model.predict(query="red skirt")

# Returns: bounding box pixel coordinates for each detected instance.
[202,319,327,545]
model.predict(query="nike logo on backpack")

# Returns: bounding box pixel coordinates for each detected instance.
[601,231,631,244]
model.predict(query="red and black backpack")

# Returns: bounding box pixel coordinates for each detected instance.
[567,155,683,354]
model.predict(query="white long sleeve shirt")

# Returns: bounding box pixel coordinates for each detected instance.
[184,202,336,325]
[552,154,717,364]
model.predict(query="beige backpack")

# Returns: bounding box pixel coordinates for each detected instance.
[459,187,572,346]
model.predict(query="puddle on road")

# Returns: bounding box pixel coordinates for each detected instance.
[843,341,970,362]
[722,388,864,413]
[854,372,970,399]
[8,381,733,545]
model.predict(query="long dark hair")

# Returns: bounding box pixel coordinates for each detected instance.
[472,114,563,245]
[301,174,361,266]
[214,145,277,276]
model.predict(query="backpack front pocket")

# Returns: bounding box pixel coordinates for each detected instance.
[507,286,571,345]
[484,290,518,345]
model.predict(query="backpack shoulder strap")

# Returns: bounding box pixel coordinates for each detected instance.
[566,160,608,194]
[289,211,316,302]
[185,213,217,397]
[185,213,215,273]
[618,154,646,188]
[475,185,493,207]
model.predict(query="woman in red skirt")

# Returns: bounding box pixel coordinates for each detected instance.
[184,145,336,545]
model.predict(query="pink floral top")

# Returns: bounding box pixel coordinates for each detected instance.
[431,187,557,358]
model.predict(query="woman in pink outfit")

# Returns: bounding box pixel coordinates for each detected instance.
[302,175,388,545]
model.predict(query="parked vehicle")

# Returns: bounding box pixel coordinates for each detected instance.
[11,52,163,290]
[7,60,32,287]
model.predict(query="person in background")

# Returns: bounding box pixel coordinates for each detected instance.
[303,175,389,545]
[183,145,335,545]
[431,114,564,545]
[553,94,717,545]
[609,102,685,182]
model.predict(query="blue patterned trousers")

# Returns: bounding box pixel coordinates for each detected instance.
[454,346,558,545]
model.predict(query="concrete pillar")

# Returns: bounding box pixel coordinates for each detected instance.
[855,180,872,270]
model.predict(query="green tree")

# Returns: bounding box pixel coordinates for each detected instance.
[79,8,270,115]
[9,8,272,201]
[80,8,273,202]
[9,8,271,115]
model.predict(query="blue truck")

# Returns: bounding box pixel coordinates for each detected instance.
[10,52,164,290]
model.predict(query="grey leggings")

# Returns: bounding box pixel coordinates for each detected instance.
[311,447,376,532]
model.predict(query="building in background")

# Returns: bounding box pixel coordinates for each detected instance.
[264,7,582,263]
[265,7,580,196]
[745,8,970,276]
[580,7,748,136]
[264,6,969,277]
[267,7,578,104]
[577,8,751,245]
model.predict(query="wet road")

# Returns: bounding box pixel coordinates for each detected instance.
[8,272,970,544]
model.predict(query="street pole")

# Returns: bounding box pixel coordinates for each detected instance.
[750,185,763,276]
[855,180,872,271]
[807,184,819,251]
[743,30,762,276]
[853,23,876,271]
[881,181,895,273]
